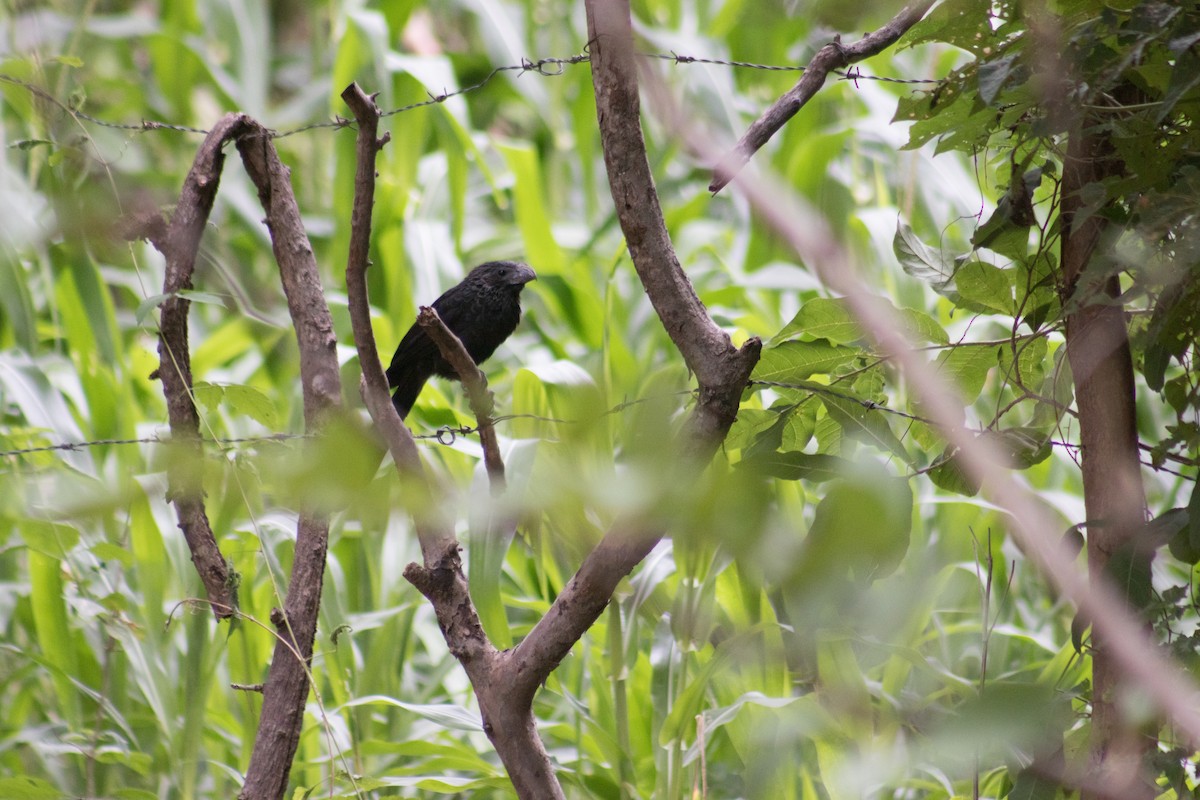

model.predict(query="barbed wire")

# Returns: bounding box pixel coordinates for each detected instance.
[0,432,308,458]
[1,50,940,143]
[0,381,990,462]
[3,390,1189,478]
[0,392,690,459]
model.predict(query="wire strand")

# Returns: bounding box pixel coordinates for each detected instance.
[1,50,941,141]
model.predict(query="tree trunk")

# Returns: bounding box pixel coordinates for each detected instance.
[1059,123,1151,800]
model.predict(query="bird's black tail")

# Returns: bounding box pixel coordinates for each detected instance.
[387,363,427,420]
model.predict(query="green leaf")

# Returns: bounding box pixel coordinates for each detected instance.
[1158,510,1199,564]
[773,297,862,344]
[932,345,997,404]
[738,451,852,483]
[175,289,229,307]
[899,307,951,345]
[1157,49,1200,122]
[29,548,81,727]
[819,394,912,464]
[795,466,913,584]
[928,449,979,497]
[193,382,279,428]
[752,340,858,383]
[773,296,949,346]
[0,777,65,800]
[955,259,1012,314]
[742,404,798,458]
[898,0,999,54]
[971,203,1033,262]
[978,52,1018,105]
[221,384,279,428]
[336,695,483,732]
[894,221,954,291]
[20,520,80,560]
[1144,342,1169,392]
[91,541,134,568]
[113,790,160,800]
[984,427,1052,469]
[997,336,1048,394]
[1188,479,1200,555]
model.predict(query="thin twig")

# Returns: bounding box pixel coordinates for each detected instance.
[709,1,936,193]
[417,306,507,492]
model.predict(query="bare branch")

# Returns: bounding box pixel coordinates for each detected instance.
[586,0,760,453]
[135,113,253,619]
[234,118,341,800]
[417,306,507,492]
[339,83,459,558]
[338,86,417,461]
[709,1,935,194]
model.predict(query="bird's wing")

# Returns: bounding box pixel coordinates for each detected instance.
[385,322,437,382]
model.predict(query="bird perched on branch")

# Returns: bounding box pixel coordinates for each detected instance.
[387,260,537,419]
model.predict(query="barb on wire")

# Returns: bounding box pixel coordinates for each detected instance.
[644,51,803,72]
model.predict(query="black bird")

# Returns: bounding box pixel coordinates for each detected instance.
[386,260,537,419]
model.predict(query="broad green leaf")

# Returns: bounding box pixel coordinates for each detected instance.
[816,634,871,730]
[772,297,862,344]
[978,52,1019,106]
[20,520,80,559]
[738,451,852,482]
[932,345,997,404]
[819,393,912,464]
[955,259,1012,314]
[193,382,279,428]
[793,465,914,585]
[337,695,483,731]
[929,450,979,497]
[1158,509,1198,563]
[997,335,1048,394]
[725,407,783,454]
[1008,769,1060,800]
[1157,48,1200,122]
[684,691,806,765]
[984,426,1052,469]
[0,242,37,349]
[91,541,134,568]
[894,221,953,290]
[772,296,949,346]
[1105,543,1153,611]
[0,777,64,800]
[900,307,951,345]
[29,548,81,727]
[753,340,858,383]
[1188,479,1200,555]
[898,0,999,54]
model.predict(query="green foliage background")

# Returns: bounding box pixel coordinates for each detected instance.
[0,1,1195,798]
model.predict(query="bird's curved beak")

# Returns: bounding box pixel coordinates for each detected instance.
[513,263,537,286]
